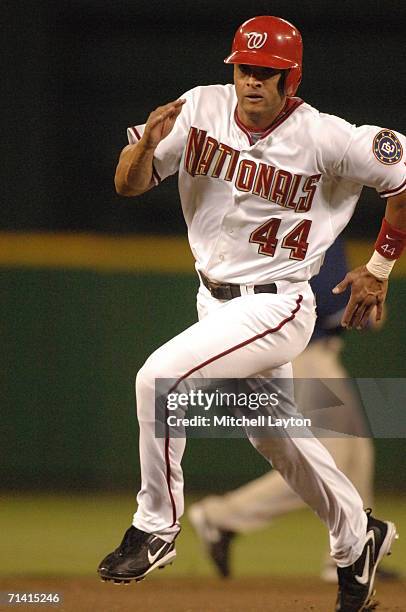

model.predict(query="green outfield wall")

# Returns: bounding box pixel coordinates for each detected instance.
[2,235,405,492]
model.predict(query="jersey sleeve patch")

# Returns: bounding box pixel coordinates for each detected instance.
[373,130,403,165]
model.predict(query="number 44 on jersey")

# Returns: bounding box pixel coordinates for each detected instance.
[249,218,312,261]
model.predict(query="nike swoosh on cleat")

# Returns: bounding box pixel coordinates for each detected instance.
[147,543,167,565]
[355,546,370,585]
[355,532,375,585]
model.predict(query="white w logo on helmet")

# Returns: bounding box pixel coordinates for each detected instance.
[247,32,268,49]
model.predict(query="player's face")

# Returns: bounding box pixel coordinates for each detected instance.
[234,64,285,129]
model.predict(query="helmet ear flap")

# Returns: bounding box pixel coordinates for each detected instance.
[284,65,302,96]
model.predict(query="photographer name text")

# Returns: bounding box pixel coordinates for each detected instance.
[166,415,311,428]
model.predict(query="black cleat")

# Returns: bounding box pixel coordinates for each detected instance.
[188,503,235,578]
[335,509,398,611]
[97,526,176,583]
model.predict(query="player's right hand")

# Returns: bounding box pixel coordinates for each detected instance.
[140,99,186,149]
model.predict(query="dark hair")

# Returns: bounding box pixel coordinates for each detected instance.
[277,71,287,96]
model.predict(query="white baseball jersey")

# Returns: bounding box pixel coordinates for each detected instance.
[128,84,406,284]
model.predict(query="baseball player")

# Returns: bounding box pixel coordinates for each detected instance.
[188,237,399,583]
[98,16,406,611]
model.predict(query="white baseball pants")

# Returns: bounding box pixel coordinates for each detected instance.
[193,336,374,568]
[132,280,367,566]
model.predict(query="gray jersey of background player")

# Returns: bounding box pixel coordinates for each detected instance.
[188,237,400,582]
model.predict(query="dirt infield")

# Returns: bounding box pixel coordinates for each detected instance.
[0,576,405,612]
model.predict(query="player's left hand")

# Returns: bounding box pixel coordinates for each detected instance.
[332,265,388,330]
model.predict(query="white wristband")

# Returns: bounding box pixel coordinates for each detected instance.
[366,250,395,280]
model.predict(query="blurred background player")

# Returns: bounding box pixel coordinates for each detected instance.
[189,238,401,582]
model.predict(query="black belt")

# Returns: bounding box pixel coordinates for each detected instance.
[200,271,277,301]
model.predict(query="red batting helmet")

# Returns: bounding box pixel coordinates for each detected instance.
[224,16,303,96]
